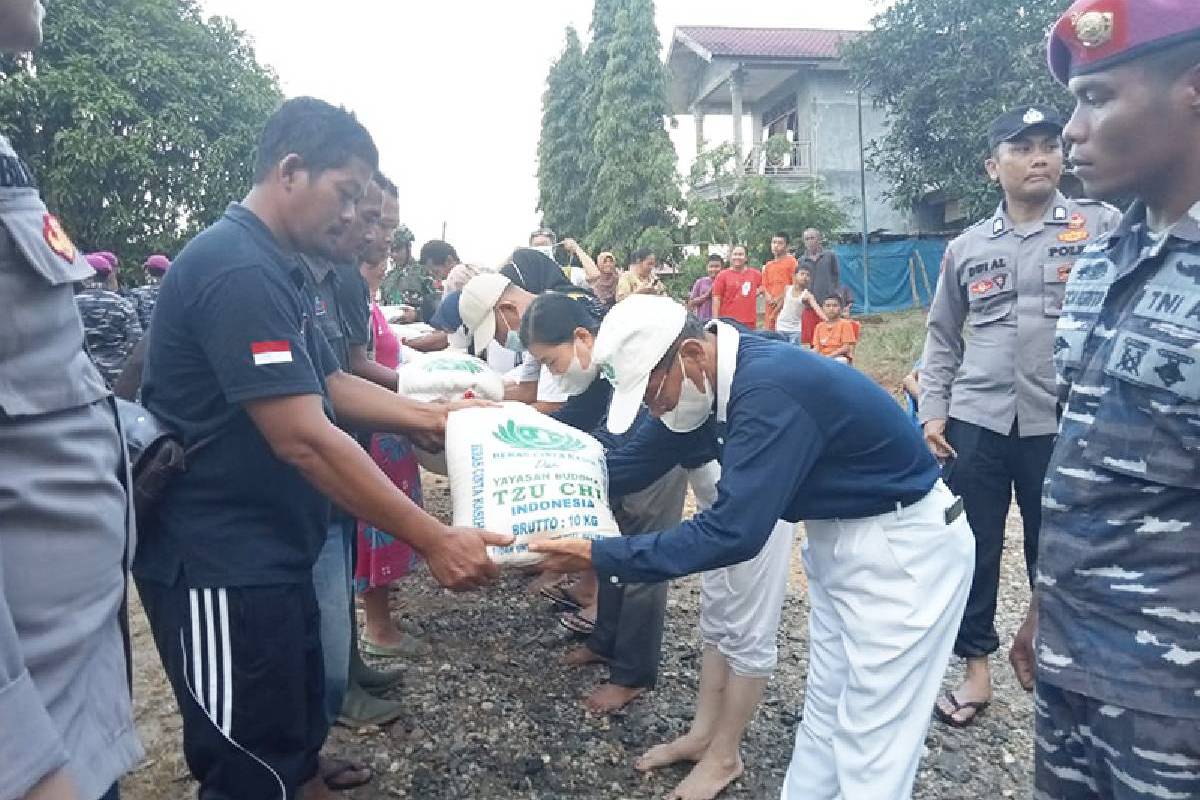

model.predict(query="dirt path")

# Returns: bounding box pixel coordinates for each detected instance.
[119,471,1032,799]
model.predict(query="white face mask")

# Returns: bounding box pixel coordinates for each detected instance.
[556,340,598,397]
[533,244,555,261]
[660,354,714,432]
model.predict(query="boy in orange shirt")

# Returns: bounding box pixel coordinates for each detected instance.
[813,295,857,363]
[761,232,798,330]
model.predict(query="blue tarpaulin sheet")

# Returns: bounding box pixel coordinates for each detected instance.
[831,239,948,314]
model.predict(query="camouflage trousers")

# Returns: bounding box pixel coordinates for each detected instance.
[1035,680,1200,800]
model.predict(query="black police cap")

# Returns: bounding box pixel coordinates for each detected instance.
[987,106,1065,150]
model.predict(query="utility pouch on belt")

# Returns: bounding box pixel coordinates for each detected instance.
[115,398,211,522]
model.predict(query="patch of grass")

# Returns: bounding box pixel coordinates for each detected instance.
[853,308,927,392]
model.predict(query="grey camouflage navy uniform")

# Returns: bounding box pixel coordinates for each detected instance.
[76,285,142,386]
[1034,200,1200,800]
[130,282,160,331]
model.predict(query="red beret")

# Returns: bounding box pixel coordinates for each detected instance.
[1048,0,1200,86]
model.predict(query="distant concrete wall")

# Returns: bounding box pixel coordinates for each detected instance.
[802,71,913,234]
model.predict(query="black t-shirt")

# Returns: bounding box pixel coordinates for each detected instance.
[336,264,372,350]
[135,203,341,588]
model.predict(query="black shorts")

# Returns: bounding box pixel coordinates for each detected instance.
[136,577,327,799]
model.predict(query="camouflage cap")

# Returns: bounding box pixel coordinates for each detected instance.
[1049,0,1200,85]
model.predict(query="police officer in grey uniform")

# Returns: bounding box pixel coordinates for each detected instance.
[76,255,143,387]
[920,106,1120,726]
[0,3,143,799]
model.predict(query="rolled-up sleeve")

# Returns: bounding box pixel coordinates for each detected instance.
[919,245,966,423]
[0,568,68,799]
[593,386,821,583]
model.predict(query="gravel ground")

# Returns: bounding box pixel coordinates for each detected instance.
[119,471,1034,800]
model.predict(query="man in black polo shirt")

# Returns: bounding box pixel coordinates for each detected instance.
[135,97,509,800]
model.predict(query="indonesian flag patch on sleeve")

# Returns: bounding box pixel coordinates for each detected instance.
[251,340,293,366]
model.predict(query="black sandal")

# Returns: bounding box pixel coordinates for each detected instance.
[558,610,596,636]
[321,757,374,791]
[540,583,584,612]
[933,689,991,728]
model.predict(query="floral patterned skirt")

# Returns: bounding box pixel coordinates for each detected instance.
[354,433,422,592]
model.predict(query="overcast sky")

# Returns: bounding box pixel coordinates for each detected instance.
[198,0,888,264]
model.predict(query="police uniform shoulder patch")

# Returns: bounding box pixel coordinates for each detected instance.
[42,213,77,263]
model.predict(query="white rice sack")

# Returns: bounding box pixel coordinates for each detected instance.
[446,403,621,567]
[398,352,505,475]
[398,352,506,404]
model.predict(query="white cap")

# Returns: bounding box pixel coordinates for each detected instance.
[459,273,512,355]
[593,295,687,434]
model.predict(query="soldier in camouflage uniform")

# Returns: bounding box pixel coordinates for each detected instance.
[76,255,142,386]
[128,253,169,331]
[1013,3,1200,798]
[378,223,420,307]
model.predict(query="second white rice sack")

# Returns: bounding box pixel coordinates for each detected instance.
[446,403,620,567]
[398,351,506,403]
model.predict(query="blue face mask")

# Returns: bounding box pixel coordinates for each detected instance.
[499,307,525,355]
[505,329,525,356]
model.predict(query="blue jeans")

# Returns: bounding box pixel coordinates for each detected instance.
[312,516,353,725]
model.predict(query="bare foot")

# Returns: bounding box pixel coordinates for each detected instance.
[583,682,644,714]
[668,753,744,800]
[527,571,564,595]
[635,733,712,772]
[562,645,608,667]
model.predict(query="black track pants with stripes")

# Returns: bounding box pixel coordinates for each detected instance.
[136,578,328,800]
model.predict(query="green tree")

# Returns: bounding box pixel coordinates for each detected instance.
[0,0,282,281]
[842,0,1072,220]
[586,0,680,263]
[536,27,590,239]
[580,0,626,197]
[685,138,848,263]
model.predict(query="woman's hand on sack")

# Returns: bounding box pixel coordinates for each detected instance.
[528,537,594,574]
[426,526,513,591]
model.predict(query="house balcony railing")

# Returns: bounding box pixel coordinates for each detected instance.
[745,141,813,176]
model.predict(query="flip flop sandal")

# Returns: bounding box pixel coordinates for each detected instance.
[933,689,991,729]
[321,758,374,791]
[540,583,584,612]
[558,610,596,636]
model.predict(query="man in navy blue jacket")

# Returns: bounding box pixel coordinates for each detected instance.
[534,296,975,800]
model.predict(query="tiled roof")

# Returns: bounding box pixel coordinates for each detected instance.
[675,26,859,60]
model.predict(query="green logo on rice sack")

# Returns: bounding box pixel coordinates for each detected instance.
[424,358,483,374]
[493,419,585,451]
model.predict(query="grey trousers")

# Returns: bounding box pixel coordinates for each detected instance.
[0,400,143,800]
[588,467,688,688]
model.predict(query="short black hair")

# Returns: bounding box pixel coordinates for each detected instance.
[796,265,812,274]
[419,239,458,267]
[707,253,725,265]
[252,97,378,183]
[375,172,398,198]
[630,247,654,264]
[824,294,844,306]
[529,228,556,244]
[519,292,599,348]
[772,231,790,243]
[654,314,708,372]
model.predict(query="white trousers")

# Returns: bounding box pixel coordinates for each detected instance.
[689,463,795,678]
[781,480,974,800]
